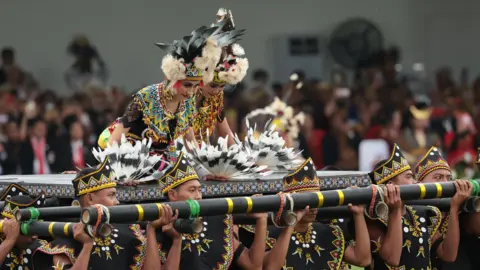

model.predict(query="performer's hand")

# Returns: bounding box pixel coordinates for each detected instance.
[73,223,93,245]
[246,194,268,220]
[384,183,402,212]
[3,219,20,241]
[163,220,181,240]
[347,203,365,215]
[150,205,178,228]
[295,206,310,223]
[451,180,473,211]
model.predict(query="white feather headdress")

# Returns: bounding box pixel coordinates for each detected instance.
[245,97,305,141]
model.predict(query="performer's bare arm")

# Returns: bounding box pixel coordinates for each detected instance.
[108,123,130,146]
[234,213,268,270]
[263,207,309,270]
[367,184,403,266]
[54,223,93,270]
[183,128,197,152]
[435,180,472,262]
[343,205,372,267]
[0,220,19,265]
[143,205,179,270]
[216,118,235,146]
[263,226,294,270]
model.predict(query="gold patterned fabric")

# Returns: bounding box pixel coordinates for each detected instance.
[369,143,411,184]
[192,92,224,141]
[415,146,451,181]
[158,152,199,194]
[283,158,319,193]
[72,158,116,197]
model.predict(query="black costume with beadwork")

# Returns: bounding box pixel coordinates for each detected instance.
[0,193,49,270]
[267,222,346,270]
[369,144,443,269]
[33,158,147,270]
[157,147,244,269]
[158,215,236,270]
[371,205,442,270]
[35,223,146,270]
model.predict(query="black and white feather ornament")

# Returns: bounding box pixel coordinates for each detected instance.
[92,134,167,183]
[183,134,269,179]
[244,119,303,171]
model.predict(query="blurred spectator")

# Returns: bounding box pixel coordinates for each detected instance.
[241,69,272,111]
[51,115,95,172]
[19,117,54,174]
[398,97,441,164]
[64,35,108,92]
[0,47,38,99]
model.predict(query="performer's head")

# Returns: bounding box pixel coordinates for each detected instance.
[157,23,226,100]
[283,158,319,224]
[200,8,248,99]
[1,194,47,248]
[160,152,202,202]
[72,158,119,208]
[370,144,415,186]
[415,146,451,183]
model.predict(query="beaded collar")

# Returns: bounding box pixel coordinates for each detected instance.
[193,92,224,142]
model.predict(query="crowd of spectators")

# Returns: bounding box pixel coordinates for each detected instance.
[0,36,478,178]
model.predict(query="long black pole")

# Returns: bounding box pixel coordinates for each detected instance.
[80,181,471,225]
[0,220,75,238]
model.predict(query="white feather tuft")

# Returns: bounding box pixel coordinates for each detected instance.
[92,134,167,183]
[183,135,269,179]
[194,38,222,84]
[243,119,303,171]
[231,43,245,56]
[161,55,187,85]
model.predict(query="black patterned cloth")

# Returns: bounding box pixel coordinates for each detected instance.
[1,239,48,270]
[370,205,442,270]
[33,224,146,270]
[158,215,236,270]
[266,223,346,270]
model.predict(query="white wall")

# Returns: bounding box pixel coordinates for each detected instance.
[0,0,477,94]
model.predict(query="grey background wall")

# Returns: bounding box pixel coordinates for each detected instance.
[0,0,478,93]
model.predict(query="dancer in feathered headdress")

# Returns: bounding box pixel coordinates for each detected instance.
[192,7,249,145]
[97,22,226,160]
[243,97,305,170]
[185,8,264,180]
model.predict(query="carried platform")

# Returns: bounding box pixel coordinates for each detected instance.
[0,171,371,202]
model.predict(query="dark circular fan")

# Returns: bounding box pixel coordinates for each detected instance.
[328,18,384,69]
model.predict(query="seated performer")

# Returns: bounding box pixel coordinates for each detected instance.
[415,146,470,269]
[99,24,225,158]
[193,8,248,145]
[0,193,49,269]
[34,158,177,270]
[367,143,471,269]
[263,158,371,270]
[151,151,268,269]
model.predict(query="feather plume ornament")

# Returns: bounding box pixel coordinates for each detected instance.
[182,132,270,180]
[243,97,306,170]
[243,119,304,171]
[91,134,169,184]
